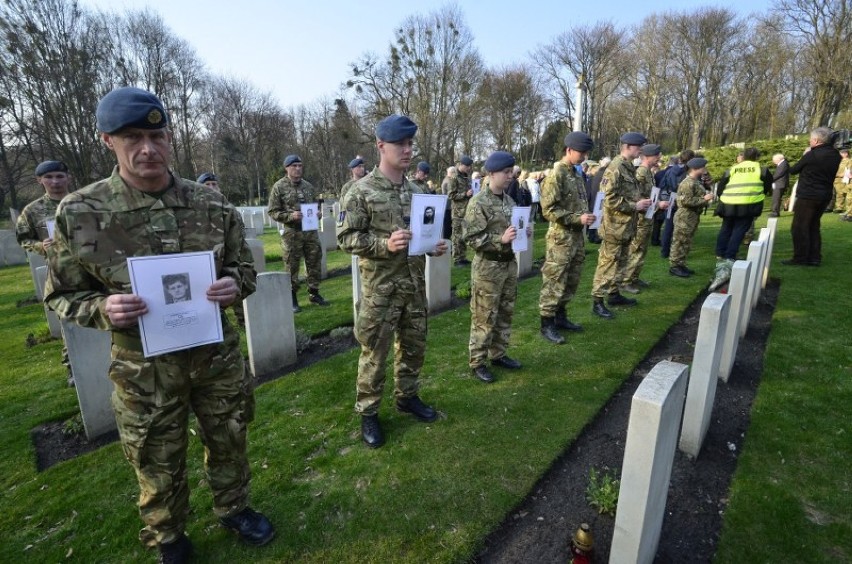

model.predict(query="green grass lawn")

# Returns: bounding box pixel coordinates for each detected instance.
[0,211,848,562]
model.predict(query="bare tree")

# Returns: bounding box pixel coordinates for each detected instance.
[477,66,547,154]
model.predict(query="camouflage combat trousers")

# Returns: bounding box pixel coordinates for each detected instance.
[354,287,427,415]
[670,211,701,267]
[539,228,585,317]
[592,227,632,299]
[281,229,322,292]
[835,181,850,210]
[451,204,468,261]
[621,216,652,284]
[469,256,518,368]
[109,325,254,547]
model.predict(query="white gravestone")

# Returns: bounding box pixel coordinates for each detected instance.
[61,320,115,439]
[244,272,297,377]
[610,360,689,564]
[0,229,27,265]
[245,238,266,273]
[679,293,731,458]
[351,255,362,324]
[251,210,265,232]
[35,266,62,338]
[746,240,765,312]
[516,222,534,277]
[426,240,452,311]
[719,261,752,382]
[758,227,771,290]
[27,251,47,301]
[320,203,337,251]
[320,239,328,279]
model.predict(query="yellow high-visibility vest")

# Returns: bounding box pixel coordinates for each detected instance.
[721,160,764,205]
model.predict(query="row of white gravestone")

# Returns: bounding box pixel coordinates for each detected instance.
[0,229,28,266]
[609,217,778,564]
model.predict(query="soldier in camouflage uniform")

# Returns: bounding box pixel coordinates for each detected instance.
[43,87,273,563]
[620,144,668,294]
[339,157,367,205]
[834,148,851,212]
[669,157,715,277]
[409,161,432,193]
[17,160,74,386]
[590,132,653,319]
[464,151,525,383]
[449,156,474,265]
[337,114,448,449]
[267,154,329,312]
[538,132,597,344]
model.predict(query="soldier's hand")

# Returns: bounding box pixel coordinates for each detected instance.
[387,229,412,252]
[105,294,148,328]
[703,193,715,202]
[659,201,670,210]
[466,189,473,197]
[526,226,532,237]
[42,238,54,249]
[580,213,596,226]
[636,198,652,212]
[207,277,240,307]
[291,211,303,221]
[429,239,449,257]
[501,226,517,243]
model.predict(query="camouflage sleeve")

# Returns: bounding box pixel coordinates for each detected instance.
[676,180,706,209]
[44,203,113,330]
[449,177,469,201]
[337,187,392,259]
[229,208,257,300]
[603,166,636,214]
[463,194,503,252]
[15,209,45,256]
[541,166,583,228]
[441,178,451,195]
[267,181,298,226]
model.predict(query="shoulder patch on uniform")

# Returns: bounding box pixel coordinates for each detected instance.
[337,210,346,227]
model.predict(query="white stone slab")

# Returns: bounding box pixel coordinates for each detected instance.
[516,222,534,277]
[10,208,20,224]
[746,240,765,312]
[719,261,752,382]
[27,251,47,301]
[679,293,731,458]
[245,238,266,273]
[426,239,452,311]
[351,254,362,324]
[758,228,771,290]
[35,266,62,338]
[251,210,265,231]
[244,272,297,377]
[320,239,328,279]
[320,203,338,251]
[61,320,116,439]
[610,360,689,564]
[0,229,27,265]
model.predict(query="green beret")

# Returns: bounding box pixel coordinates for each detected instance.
[96,87,168,134]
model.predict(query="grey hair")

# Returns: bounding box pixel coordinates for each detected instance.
[810,127,832,144]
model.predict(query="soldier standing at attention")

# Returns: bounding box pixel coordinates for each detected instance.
[669,157,715,277]
[337,114,448,449]
[44,87,273,563]
[590,132,652,320]
[267,154,329,312]
[620,144,668,294]
[449,155,474,265]
[339,157,367,204]
[409,161,432,192]
[538,132,596,344]
[464,151,525,383]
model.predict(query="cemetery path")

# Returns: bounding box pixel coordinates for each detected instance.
[475,279,779,564]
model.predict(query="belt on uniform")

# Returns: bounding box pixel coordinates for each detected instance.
[111,332,143,352]
[479,251,515,263]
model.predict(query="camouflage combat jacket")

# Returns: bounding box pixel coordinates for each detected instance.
[44,167,254,337]
[448,172,472,216]
[16,194,61,256]
[267,176,321,232]
[635,165,654,199]
[676,176,709,211]
[600,155,642,238]
[541,160,589,232]
[463,188,516,259]
[337,168,426,295]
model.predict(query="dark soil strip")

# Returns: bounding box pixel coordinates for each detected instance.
[474,279,778,564]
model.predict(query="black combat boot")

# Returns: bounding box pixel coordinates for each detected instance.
[219,507,275,546]
[540,316,565,344]
[592,299,614,319]
[308,288,329,306]
[158,534,193,564]
[554,307,583,332]
[608,293,637,306]
[669,265,691,278]
[396,395,438,422]
[361,414,385,448]
[473,365,495,383]
[291,290,302,313]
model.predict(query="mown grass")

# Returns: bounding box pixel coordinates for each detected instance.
[0,210,848,562]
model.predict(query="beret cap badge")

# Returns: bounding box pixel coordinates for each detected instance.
[147,109,163,125]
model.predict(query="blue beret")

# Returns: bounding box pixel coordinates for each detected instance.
[375,114,418,142]
[283,154,302,167]
[348,157,364,169]
[564,132,594,151]
[417,161,430,174]
[687,157,708,169]
[197,172,217,184]
[459,156,474,166]
[96,87,168,134]
[484,151,515,173]
[35,160,68,176]
[640,144,662,156]
[620,132,647,146]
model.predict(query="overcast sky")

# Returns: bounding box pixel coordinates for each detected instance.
[80,0,774,109]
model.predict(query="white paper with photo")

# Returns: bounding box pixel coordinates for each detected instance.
[45,220,55,239]
[667,195,676,219]
[511,206,531,252]
[127,251,223,357]
[300,203,319,231]
[472,178,481,196]
[645,187,661,219]
[409,193,447,256]
[590,192,604,229]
